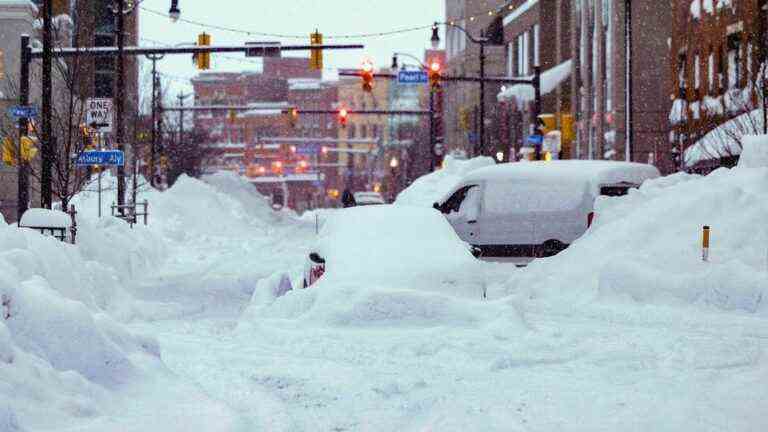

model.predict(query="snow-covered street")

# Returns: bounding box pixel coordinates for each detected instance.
[3,159,768,431]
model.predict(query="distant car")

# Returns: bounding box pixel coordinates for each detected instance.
[301,205,485,297]
[433,160,660,258]
[353,191,386,206]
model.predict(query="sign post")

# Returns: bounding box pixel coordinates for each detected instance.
[85,98,114,133]
[76,148,124,217]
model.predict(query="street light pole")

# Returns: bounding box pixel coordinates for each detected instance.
[17,35,31,219]
[147,54,164,187]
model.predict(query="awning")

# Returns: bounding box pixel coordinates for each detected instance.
[497,59,572,104]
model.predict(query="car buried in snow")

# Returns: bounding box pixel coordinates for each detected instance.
[433,160,660,259]
[353,191,386,206]
[301,205,484,295]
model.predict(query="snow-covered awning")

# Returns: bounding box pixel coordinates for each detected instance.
[497,60,572,105]
[684,108,764,167]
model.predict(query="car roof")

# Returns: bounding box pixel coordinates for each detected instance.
[461,160,660,186]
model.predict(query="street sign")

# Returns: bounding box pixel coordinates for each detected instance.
[75,150,124,167]
[85,98,113,133]
[397,70,428,85]
[527,134,543,145]
[7,105,38,119]
[245,41,281,58]
[296,144,319,155]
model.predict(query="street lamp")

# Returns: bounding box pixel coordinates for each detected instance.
[430,22,489,158]
[169,0,181,22]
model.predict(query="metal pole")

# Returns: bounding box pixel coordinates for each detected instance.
[429,90,436,171]
[17,35,30,220]
[41,0,53,209]
[98,169,102,218]
[533,66,542,160]
[625,0,633,161]
[115,0,126,215]
[479,34,486,157]
[149,55,159,187]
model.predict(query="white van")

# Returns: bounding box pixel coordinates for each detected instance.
[432,160,660,258]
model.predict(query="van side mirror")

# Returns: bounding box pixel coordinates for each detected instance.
[309,252,325,264]
[432,202,441,211]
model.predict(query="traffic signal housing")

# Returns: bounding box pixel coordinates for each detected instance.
[196,33,211,70]
[310,30,323,71]
[288,108,299,128]
[428,60,442,91]
[361,61,374,93]
[338,108,348,128]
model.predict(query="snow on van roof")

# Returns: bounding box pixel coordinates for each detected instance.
[461,160,660,187]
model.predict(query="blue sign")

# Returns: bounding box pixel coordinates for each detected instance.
[75,150,125,167]
[296,144,319,155]
[527,134,543,145]
[7,105,38,119]
[397,70,428,85]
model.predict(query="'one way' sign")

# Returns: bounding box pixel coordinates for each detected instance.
[85,98,114,133]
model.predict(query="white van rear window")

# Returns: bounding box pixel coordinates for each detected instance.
[484,182,587,215]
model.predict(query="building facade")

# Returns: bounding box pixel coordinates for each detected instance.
[443,0,508,157]
[336,68,391,194]
[670,0,767,171]
[495,0,574,161]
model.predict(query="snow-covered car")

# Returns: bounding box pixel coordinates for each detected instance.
[301,205,485,297]
[433,160,660,258]
[353,191,386,206]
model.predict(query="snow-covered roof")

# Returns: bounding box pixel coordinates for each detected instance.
[460,160,660,191]
[503,0,540,25]
[288,78,324,91]
[684,108,764,166]
[497,60,572,105]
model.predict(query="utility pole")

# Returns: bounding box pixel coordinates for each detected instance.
[41,0,53,208]
[17,35,31,219]
[176,93,190,177]
[147,54,164,187]
[115,0,126,215]
[478,31,486,158]
[625,0,634,161]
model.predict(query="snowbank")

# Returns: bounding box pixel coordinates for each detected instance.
[684,109,764,166]
[497,167,768,314]
[395,155,495,206]
[737,135,768,168]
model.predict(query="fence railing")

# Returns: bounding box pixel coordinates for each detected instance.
[111,200,149,227]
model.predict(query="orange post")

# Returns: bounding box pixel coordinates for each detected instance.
[702,226,711,262]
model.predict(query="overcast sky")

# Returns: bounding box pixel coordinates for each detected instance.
[139,0,445,99]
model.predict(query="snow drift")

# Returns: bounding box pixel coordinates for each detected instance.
[395,155,495,207]
[496,164,768,314]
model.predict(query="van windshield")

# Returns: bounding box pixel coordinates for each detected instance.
[484,181,588,215]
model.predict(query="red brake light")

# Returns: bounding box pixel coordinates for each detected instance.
[587,212,595,228]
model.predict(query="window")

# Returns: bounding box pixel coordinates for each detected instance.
[517,32,529,76]
[726,33,741,89]
[507,42,514,77]
[677,52,687,91]
[441,185,477,214]
[708,48,715,91]
[533,25,540,67]
[694,53,701,89]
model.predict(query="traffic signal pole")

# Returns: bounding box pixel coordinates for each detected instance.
[17,35,31,220]
[116,0,126,215]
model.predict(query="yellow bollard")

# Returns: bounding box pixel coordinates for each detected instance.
[702,226,711,262]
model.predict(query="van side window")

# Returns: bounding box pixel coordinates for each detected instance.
[443,185,477,214]
[600,184,638,197]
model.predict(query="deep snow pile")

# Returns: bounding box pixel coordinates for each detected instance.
[495,160,768,314]
[395,155,495,206]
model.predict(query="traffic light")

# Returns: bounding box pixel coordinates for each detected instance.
[288,108,299,128]
[228,109,237,123]
[196,33,211,70]
[338,108,348,128]
[361,60,374,93]
[2,136,37,167]
[272,160,284,175]
[429,60,442,91]
[310,30,323,71]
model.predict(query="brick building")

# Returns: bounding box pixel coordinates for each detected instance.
[443,0,507,157]
[495,0,573,161]
[670,0,767,171]
[336,68,391,193]
[191,57,339,211]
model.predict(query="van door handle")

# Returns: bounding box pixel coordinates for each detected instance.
[467,220,477,224]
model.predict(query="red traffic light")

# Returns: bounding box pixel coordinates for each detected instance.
[361,60,374,93]
[338,108,349,127]
[428,60,442,90]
